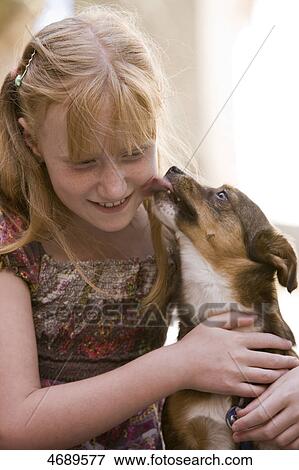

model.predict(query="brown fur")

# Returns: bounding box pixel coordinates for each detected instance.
[152,167,298,450]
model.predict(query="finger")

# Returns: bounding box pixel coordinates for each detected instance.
[274,422,299,448]
[232,395,285,432]
[236,370,288,418]
[244,332,293,350]
[233,409,297,444]
[202,312,232,328]
[236,395,267,417]
[235,316,257,329]
[237,383,267,398]
[244,367,289,384]
[285,436,299,450]
[214,314,257,330]
[203,312,256,329]
[249,351,299,369]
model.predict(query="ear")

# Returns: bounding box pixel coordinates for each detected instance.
[230,189,298,293]
[18,117,42,158]
[249,229,298,293]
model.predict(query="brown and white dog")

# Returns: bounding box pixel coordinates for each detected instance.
[151,166,298,450]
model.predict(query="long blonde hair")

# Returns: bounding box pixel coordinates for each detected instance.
[0,4,197,312]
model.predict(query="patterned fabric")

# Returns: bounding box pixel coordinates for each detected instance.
[0,209,177,449]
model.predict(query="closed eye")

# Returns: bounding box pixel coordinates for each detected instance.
[79,159,96,165]
[122,150,145,160]
[77,150,146,167]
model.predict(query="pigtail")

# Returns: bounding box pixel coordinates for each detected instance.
[0,44,46,216]
[0,51,52,254]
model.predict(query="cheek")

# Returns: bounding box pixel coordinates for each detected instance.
[137,159,157,180]
[215,224,247,256]
[134,148,158,181]
[46,166,90,198]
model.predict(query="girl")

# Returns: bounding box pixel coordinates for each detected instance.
[0,5,297,450]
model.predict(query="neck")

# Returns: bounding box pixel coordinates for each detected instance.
[177,233,280,330]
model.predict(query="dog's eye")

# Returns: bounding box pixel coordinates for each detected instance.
[216,190,228,201]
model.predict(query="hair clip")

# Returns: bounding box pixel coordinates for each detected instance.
[15,50,36,88]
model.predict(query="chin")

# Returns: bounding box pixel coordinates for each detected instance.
[92,214,135,233]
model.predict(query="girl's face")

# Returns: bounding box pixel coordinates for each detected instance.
[27,103,158,235]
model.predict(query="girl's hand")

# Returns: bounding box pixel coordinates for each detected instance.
[200,308,258,330]
[231,365,299,449]
[174,324,299,397]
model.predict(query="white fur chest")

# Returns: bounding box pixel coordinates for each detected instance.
[177,233,239,323]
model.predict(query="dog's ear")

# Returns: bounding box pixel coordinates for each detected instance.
[249,229,298,293]
[230,189,297,293]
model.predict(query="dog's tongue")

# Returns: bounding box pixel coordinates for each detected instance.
[141,176,173,198]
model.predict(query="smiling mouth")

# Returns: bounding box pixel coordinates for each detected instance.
[90,194,132,208]
[88,193,133,211]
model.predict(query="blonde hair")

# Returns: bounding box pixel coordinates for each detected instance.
[0,4,198,312]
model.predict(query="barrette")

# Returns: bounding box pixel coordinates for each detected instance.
[15,50,36,88]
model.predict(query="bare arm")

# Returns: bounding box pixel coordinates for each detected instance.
[1,270,297,450]
[5,344,178,450]
[0,270,179,450]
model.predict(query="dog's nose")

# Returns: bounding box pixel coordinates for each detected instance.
[166,166,185,176]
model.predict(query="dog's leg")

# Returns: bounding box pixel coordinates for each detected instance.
[162,390,237,450]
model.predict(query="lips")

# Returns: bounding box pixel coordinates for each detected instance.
[88,193,132,213]
[91,195,130,206]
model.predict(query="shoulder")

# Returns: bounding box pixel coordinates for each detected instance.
[0,208,40,293]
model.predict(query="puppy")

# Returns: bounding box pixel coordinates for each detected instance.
[151,166,298,450]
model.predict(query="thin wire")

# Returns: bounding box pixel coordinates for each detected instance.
[183,25,276,172]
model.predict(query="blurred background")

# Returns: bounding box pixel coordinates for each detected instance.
[0,0,298,346]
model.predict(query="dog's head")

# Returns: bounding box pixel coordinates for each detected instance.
[152,166,297,293]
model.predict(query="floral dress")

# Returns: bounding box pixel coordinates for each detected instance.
[0,209,177,449]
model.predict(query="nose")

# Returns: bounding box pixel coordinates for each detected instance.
[166,166,185,176]
[97,161,127,199]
